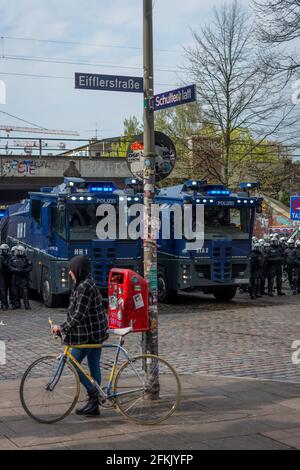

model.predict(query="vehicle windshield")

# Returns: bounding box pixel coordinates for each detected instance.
[204,206,251,240]
[68,204,98,240]
[68,203,119,241]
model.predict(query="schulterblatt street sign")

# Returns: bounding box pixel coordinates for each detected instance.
[75,73,144,93]
[153,84,196,111]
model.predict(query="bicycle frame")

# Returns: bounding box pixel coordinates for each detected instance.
[53,337,146,401]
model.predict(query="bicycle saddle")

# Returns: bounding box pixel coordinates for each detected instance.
[109,327,133,336]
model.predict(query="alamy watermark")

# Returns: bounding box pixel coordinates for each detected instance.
[291,80,300,105]
[0,341,6,365]
[95,201,205,251]
[0,79,6,105]
[292,340,300,365]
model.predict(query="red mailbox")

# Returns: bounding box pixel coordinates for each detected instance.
[108,268,149,332]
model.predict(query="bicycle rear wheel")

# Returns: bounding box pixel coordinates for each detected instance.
[113,354,181,425]
[20,355,80,424]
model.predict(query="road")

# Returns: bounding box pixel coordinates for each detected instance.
[1,290,300,383]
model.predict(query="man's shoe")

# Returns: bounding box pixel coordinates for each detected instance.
[24,303,31,310]
[268,292,274,297]
[278,292,285,296]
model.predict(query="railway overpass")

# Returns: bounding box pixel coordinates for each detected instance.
[0,155,132,204]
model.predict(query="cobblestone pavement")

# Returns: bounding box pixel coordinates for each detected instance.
[1,289,300,383]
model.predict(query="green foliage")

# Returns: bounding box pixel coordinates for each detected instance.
[123,116,143,138]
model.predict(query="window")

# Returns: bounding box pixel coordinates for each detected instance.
[52,205,67,240]
[204,207,251,240]
[69,204,98,241]
[31,199,41,225]
[69,203,119,241]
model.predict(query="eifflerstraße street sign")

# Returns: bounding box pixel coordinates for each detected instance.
[152,84,196,111]
[75,73,144,93]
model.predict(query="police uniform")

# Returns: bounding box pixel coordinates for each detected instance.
[249,246,264,299]
[292,246,300,294]
[0,256,8,309]
[284,245,295,290]
[265,241,285,296]
[260,244,269,295]
[9,251,33,309]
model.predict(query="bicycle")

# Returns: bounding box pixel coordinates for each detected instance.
[20,321,182,426]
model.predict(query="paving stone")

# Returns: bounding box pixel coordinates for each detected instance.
[0,291,300,449]
[202,434,293,450]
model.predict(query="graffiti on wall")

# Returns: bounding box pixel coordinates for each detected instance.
[2,159,36,176]
[0,157,131,178]
[1,159,54,176]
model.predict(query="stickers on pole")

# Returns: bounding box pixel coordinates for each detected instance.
[126,131,176,182]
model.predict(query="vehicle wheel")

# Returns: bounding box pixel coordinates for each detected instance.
[113,354,182,425]
[158,270,178,304]
[20,355,80,424]
[42,274,60,308]
[213,287,237,302]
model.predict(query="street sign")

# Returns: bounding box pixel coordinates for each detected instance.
[290,196,300,220]
[152,84,196,111]
[75,73,143,93]
[126,131,177,182]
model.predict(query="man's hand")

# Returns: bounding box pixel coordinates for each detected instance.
[51,325,62,336]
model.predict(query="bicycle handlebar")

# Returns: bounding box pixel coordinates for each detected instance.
[48,317,62,340]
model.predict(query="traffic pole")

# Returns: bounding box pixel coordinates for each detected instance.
[142,0,159,395]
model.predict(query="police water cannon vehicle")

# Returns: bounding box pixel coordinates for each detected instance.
[0,178,143,307]
[0,177,263,306]
[153,180,263,302]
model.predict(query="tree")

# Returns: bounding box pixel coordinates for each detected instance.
[154,102,205,183]
[123,116,143,138]
[254,0,300,78]
[185,0,297,186]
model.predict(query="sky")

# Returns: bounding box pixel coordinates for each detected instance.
[0,0,252,144]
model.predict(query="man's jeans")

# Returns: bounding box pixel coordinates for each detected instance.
[70,347,101,393]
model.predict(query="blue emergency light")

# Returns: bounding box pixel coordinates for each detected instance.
[87,182,116,193]
[0,212,5,219]
[206,189,231,195]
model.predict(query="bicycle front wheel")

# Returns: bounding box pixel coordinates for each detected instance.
[20,355,80,424]
[113,354,181,425]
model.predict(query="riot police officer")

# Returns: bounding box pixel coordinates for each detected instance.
[292,240,300,295]
[0,255,8,310]
[266,237,285,296]
[0,244,11,310]
[9,245,33,310]
[284,239,295,291]
[249,242,264,299]
[260,241,270,295]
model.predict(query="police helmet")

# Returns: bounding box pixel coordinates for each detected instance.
[259,239,264,245]
[264,242,270,248]
[279,237,287,243]
[287,239,295,247]
[0,244,10,254]
[253,242,261,251]
[15,245,25,256]
[295,240,300,248]
[271,237,279,246]
[11,246,18,255]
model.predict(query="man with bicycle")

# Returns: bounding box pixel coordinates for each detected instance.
[51,256,109,417]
